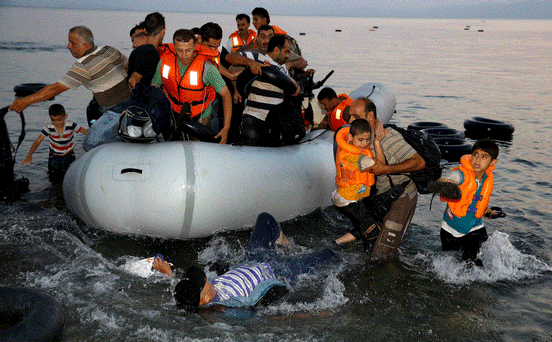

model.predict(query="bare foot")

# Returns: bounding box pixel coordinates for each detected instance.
[152,257,173,277]
[334,232,357,245]
[276,231,291,247]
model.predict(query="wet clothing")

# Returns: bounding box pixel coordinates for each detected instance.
[438,155,494,261]
[333,127,375,203]
[41,120,84,156]
[369,128,419,261]
[207,213,338,308]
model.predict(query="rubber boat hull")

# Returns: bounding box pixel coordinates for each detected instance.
[63,82,396,239]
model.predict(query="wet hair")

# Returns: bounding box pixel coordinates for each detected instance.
[267,34,287,53]
[257,24,274,35]
[174,266,207,310]
[199,22,223,42]
[355,97,377,119]
[144,12,165,37]
[173,29,197,44]
[236,13,250,23]
[472,139,499,160]
[317,87,338,101]
[69,26,94,46]
[48,103,66,117]
[349,118,372,137]
[252,7,270,24]
[129,22,146,37]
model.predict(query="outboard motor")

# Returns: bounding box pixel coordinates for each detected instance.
[0,106,29,200]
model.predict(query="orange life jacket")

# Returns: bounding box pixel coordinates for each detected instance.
[160,43,216,117]
[328,94,353,131]
[229,30,257,52]
[441,154,494,218]
[195,44,221,68]
[335,127,375,201]
[272,25,287,35]
[157,43,171,59]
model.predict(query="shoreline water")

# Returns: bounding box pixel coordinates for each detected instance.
[1,7,552,341]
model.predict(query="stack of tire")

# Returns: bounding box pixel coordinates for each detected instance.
[407,122,472,162]
[463,116,515,141]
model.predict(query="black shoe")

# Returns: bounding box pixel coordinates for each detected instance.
[427,180,462,200]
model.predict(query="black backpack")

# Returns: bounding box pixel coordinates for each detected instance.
[385,124,442,194]
[118,84,176,143]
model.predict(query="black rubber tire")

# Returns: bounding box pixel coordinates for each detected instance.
[13,83,48,97]
[463,116,515,139]
[0,287,65,342]
[433,137,473,162]
[421,127,465,139]
[407,121,448,131]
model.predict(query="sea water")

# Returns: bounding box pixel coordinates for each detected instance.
[1,6,552,341]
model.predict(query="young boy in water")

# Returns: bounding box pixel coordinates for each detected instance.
[438,139,499,266]
[332,118,385,246]
[21,103,87,178]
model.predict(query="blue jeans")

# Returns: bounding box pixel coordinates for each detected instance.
[48,151,75,173]
[246,213,338,283]
[83,99,132,151]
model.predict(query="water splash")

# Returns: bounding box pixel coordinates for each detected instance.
[428,231,551,284]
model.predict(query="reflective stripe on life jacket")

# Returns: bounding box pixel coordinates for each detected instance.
[160,44,216,117]
[335,127,375,201]
[328,94,354,131]
[441,154,494,218]
[229,30,257,52]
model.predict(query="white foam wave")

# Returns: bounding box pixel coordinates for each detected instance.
[428,231,552,284]
[259,271,349,316]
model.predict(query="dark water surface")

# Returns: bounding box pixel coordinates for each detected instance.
[1,7,552,341]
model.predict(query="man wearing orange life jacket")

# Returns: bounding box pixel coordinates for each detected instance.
[317,87,353,131]
[151,29,233,144]
[438,140,499,265]
[226,14,257,53]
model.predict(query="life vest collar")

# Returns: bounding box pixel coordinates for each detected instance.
[441,154,494,218]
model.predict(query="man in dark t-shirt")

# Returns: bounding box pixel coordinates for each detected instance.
[127,12,166,88]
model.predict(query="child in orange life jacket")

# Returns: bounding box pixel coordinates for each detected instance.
[438,139,499,266]
[332,118,386,246]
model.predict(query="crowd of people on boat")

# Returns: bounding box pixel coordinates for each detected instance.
[7,8,502,313]
[9,8,315,149]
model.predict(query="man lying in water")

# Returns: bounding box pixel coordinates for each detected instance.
[152,212,338,311]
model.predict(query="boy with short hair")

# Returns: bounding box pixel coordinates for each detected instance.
[439,139,499,266]
[332,118,384,246]
[22,104,87,178]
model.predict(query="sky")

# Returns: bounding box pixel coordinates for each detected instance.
[0,0,551,19]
